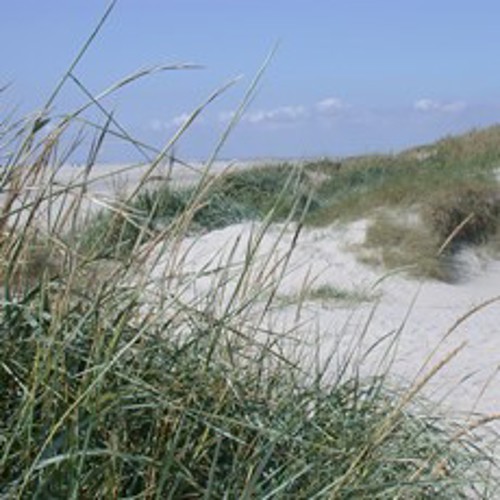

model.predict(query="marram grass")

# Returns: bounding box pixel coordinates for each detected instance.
[0,5,499,498]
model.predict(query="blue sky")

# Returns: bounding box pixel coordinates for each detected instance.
[3,1,500,161]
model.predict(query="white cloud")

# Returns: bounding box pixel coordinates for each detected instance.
[441,101,467,113]
[149,112,203,132]
[243,105,307,125]
[315,97,348,114]
[218,110,236,123]
[170,112,192,128]
[414,98,440,112]
[149,118,164,132]
[414,98,467,113]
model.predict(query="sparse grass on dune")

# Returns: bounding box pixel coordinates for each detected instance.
[307,147,499,225]
[300,127,500,280]
[77,125,500,272]
[391,181,500,280]
[277,283,377,309]
[359,211,448,281]
[78,162,318,259]
[1,5,499,498]
[423,181,500,248]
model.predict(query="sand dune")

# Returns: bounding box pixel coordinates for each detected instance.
[51,163,499,425]
[9,162,500,436]
[143,219,500,429]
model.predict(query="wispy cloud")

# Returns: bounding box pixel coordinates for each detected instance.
[149,118,165,132]
[243,105,308,125]
[414,98,467,113]
[315,97,348,114]
[169,112,192,128]
[218,110,236,123]
[218,98,349,129]
[149,112,203,132]
[163,96,469,137]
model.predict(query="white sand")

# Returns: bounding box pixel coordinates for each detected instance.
[54,162,497,426]
[144,219,500,432]
[7,162,500,438]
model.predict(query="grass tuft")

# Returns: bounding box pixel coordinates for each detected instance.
[0,6,498,497]
[423,182,500,248]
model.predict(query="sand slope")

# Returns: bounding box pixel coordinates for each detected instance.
[8,162,499,429]
[144,220,500,425]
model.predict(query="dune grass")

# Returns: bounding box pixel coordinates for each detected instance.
[76,125,500,277]
[298,128,500,280]
[277,283,377,309]
[308,125,500,217]
[357,211,447,280]
[76,162,318,260]
[1,6,499,498]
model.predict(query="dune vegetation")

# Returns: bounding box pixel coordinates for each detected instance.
[80,124,500,280]
[1,8,500,499]
[306,128,500,280]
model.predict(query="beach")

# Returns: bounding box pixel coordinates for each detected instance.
[12,163,491,423]
[46,162,500,424]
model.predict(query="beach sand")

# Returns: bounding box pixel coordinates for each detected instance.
[9,162,500,440]
[143,218,500,434]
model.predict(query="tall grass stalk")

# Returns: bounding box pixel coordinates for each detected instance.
[0,5,498,498]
